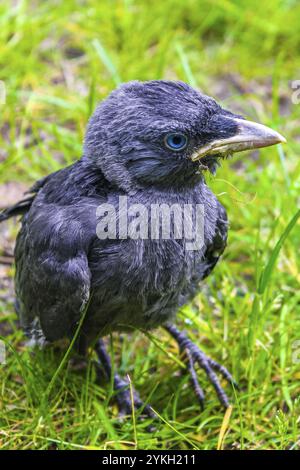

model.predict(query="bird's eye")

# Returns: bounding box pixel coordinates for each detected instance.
[165,133,188,151]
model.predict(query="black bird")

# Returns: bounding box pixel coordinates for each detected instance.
[0,80,285,416]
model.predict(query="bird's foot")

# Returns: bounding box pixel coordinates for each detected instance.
[112,374,155,419]
[95,339,155,419]
[165,323,237,409]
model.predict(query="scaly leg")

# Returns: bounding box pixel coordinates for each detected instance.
[95,338,155,418]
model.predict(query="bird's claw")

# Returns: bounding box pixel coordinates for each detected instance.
[181,337,234,408]
[165,323,236,409]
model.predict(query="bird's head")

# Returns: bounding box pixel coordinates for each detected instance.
[84,80,285,193]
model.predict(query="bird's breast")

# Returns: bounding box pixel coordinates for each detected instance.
[87,185,224,333]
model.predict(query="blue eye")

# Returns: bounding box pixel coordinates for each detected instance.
[165,133,188,151]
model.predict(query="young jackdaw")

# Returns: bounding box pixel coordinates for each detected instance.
[0,80,285,416]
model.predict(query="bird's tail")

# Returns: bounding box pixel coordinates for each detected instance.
[0,196,35,222]
[0,175,50,223]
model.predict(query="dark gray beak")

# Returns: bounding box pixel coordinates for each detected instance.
[191,118,286,161]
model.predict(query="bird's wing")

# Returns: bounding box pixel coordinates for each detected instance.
[200,201,228,281]
[15,197,96,343]
[8,162,110,343]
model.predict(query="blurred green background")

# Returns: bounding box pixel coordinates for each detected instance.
[0,0,300,450]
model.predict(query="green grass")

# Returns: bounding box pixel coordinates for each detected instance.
[1,0,300,450]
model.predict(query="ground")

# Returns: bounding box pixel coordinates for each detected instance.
[0,0,300,450]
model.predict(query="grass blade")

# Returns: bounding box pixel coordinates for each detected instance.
[258,209,300,294]
[92,39,122,86]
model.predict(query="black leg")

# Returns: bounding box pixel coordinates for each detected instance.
[95,339,155,419]
[164,323,237,408]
